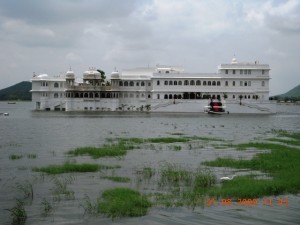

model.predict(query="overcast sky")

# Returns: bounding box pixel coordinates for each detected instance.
[0,0,299,95]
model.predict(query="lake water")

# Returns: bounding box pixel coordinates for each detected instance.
[0,102,300,225]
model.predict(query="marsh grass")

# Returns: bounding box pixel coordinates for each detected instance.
[101,176,130,183]
[51,176,75,201]
[168,145,182,151]
[33,162,102,174]
[41,198,53,217]
[148,137,191,143]
[9,154,23,160]
[98,188,151,218]
[16,181,33,202]
[6,199,27,225]
[142,167,155,179]
[202,139,300,198]
[160,164,193,186]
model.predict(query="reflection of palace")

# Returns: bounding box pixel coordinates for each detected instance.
[31,57,276,113]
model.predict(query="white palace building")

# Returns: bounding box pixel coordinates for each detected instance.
[31,57,276,113]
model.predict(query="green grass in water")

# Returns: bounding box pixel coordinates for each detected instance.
[148,137,191,143]
[33,162,102,174]
[202,141,300,198]
[101,176,130,183]
[98,188,151,218]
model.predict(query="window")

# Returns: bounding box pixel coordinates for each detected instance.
[148,82,151,86]
[54,93,58,98]
[169,94,172,99]
[164,80,168,85]
[212,81,216,86]
[262,70,265,75]
[217,81,221,86]
[141,81,145,86]
[208,81,211,86]
[244,81,247,86]
[157,80,160,85]
[148,94,151,98]
[225,81,228,86]
[240,70,243,74]
[164,94,168,99]
[203,81,207,86]
[184,80,189,85]
[196,80,201,85]
[225,70,228,74]
[54,82,59,88]
[174,81,178,85]
[169,81,173,85]
[232,81,235,86]
[124,81,128,86]
[244,70,247,74]
[157,94,160,99]
[178,81,182,85]
[262,81,265,87]
[248,70,251,74]
[190,80,195,85]
[130,81,134,86]
[136,82,139,86]
[233,70,235,74]
[233,95,235,99]
[166,71,169,73]
[119,81,123,86]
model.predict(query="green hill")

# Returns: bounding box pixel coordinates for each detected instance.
[0,81,32,101]
[271,84,300,101]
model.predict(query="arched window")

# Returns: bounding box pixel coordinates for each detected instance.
[54,82,59,88]
[169,81,173,85]
[54,93,58,98]
[84,93,88,98]
[184,80,189,85]
[164,94,168,99]
[190,80,195,85]
[262,81,265,87]
[178,81,182,85]
[141,81,145,86]
[119,81,123,86]
[157,94,160,99]
[212,81,216,86]
[148,94,151,99]
[164,80,168,85]
[136,82,139,86]
[130,81,134,86]
[225,81,228,86]
[157,80,160,85]
[196,80,201,86]
[174,81,177,85]
[124,81,128,86]
[217,81,221,86]
[233,95,235,99]
[169,94,173,99]
[208,81,212,86]
[232,81,236,86]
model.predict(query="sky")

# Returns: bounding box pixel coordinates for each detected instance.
[0,0,299,95]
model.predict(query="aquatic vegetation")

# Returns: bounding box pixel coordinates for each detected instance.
[148,137,191,143]
[142,167,155,179]
[82,195,99,215]
[41,198,53,217]
[98,188,151,218]
[6,199,27,225]
[101,176,130,183]
[168,145,182,151]
[16,181,33,202]
[193,169,216,190]
[33,162,102,174]
[9,154,23,160]
[51,176,75,201]
[160,163,193,186]
[202,140,300,198]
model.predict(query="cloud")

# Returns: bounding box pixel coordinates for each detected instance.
[246,0,300,34]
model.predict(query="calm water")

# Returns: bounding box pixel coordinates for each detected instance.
[0,102,300,225]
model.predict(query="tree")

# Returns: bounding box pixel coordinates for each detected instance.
[97,69,106,83]
[145,104,151,112]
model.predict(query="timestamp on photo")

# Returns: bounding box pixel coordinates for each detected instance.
[206,197,288,207]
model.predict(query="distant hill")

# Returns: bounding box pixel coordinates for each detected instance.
[0,81,32,101]
[271,84,300,101]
